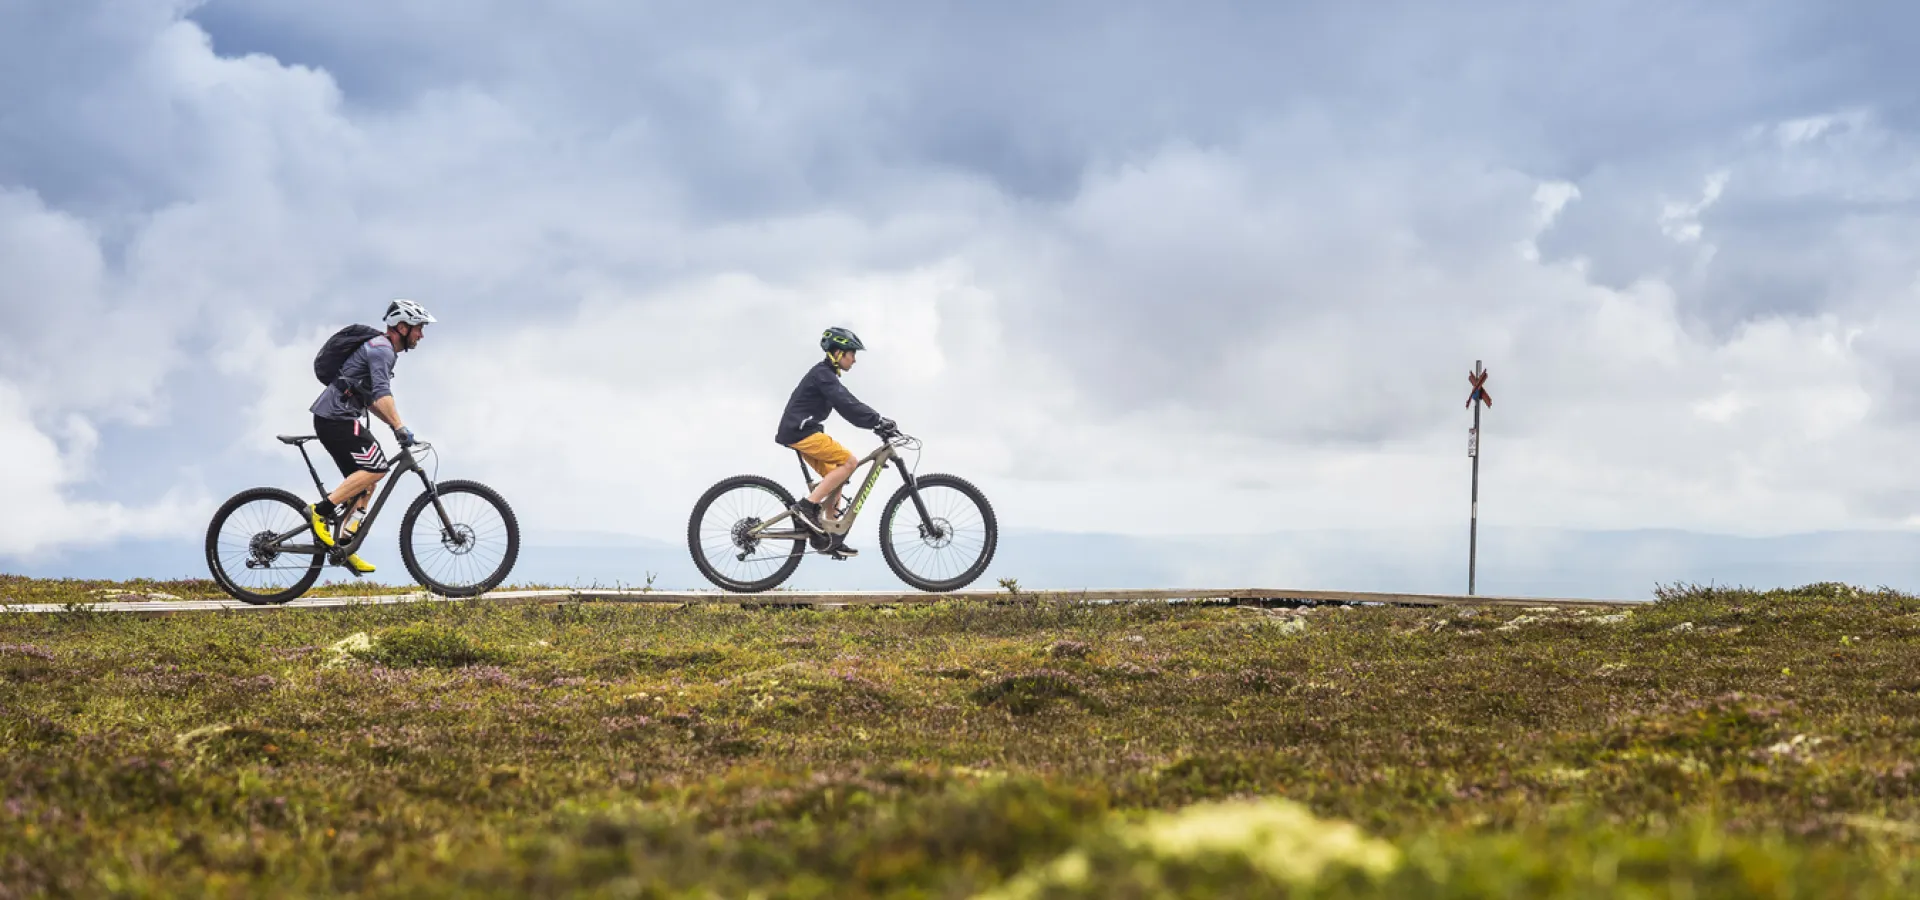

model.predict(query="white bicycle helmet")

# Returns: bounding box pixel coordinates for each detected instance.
[383,299,437,328]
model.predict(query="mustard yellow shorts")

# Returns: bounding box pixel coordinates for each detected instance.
[788,433,855,477]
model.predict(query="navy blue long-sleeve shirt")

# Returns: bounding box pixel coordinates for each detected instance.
[775,360,884,445]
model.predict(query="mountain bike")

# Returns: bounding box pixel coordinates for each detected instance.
[687,428,997,593]
[205,434,520,604]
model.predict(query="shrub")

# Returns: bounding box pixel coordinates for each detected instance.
[971,670,1083,715]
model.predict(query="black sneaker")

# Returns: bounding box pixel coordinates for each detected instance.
[829,542,860,560]
[789,500,826,534]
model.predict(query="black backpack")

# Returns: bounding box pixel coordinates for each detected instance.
[313,324,390,401]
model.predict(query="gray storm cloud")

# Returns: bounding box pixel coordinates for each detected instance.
[2,0,1918,563]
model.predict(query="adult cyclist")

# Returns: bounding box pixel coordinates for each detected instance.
[305,300,436,574]
[777,327,896,558]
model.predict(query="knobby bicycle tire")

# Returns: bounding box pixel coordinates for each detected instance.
[205,486,325,604]
[688,474,807,593]
[879,473,997,592]
[399,479,520,597]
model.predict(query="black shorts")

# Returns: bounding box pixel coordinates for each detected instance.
[314,415,389,477]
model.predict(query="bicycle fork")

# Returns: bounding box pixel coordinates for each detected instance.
[893,458,946,541]
[415,467,465,545]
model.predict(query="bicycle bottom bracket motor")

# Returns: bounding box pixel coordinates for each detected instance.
[206,439,521,604]
[687,431,997,593]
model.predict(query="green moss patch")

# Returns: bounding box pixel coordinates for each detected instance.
[1,580,1918,896]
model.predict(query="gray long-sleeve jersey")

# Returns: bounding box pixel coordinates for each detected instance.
[310,335,396,421]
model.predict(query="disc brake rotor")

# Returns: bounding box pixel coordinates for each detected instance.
[920,517,954,549]
[441,523,478,555]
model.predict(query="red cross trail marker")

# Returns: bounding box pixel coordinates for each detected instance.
[1466,361,1489,595]
[1466,369,1492,409]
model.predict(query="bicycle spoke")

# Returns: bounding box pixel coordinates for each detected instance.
[209,492,322,600]
[691,480,804,590]
[884,480,994,590]
[405,487,513,591]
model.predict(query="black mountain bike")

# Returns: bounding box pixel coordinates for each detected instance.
[688,429,997,593]
[205,435,520,604]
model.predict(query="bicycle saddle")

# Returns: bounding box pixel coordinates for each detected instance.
[276,434,319,445]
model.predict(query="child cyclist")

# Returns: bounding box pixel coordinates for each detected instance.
[776,327,897,558]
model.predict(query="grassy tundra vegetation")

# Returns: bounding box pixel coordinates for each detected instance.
[4,576,1920,897]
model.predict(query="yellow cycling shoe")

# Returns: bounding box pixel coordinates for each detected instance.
[307,505,337,548]
[339,516,373,573]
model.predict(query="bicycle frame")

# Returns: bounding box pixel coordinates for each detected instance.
[264,443,450,558]
[747,437,942,543]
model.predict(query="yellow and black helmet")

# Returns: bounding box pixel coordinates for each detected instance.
[820,327,865,354]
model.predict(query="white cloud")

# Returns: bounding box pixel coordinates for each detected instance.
[1659,170,1730,243]
[1519,181,1581,261]
[6,0,1920,574]
[0,382,199,556]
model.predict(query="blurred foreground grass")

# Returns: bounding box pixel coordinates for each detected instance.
[4,576,1920,897]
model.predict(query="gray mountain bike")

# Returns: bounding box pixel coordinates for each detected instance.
[204,435,520,604]
[688,428,997,593]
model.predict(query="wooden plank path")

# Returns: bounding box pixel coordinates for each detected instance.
[0,586,1646,615]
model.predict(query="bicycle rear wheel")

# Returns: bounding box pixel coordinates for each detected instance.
[688,475,806,593]
[205,487,325,604]
[879,473,997,592]
[399,479,520,597]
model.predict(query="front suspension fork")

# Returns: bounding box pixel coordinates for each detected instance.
[893,458,943,539]
[416,468,458,538]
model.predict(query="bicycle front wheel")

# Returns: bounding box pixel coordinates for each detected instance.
[205,487,324,604]
[399,479,521,597]
[688,475,806,593]
[879,473,997,592]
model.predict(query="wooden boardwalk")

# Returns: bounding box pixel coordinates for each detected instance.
[0,586,1646,615]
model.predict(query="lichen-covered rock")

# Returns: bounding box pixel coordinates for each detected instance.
[977,798,1400,898]
[322,632,373,668]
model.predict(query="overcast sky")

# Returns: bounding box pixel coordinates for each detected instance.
[4,1,1920,589]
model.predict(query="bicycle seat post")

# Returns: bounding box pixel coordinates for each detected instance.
[295,443,329,498]
[795,449,817,492]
